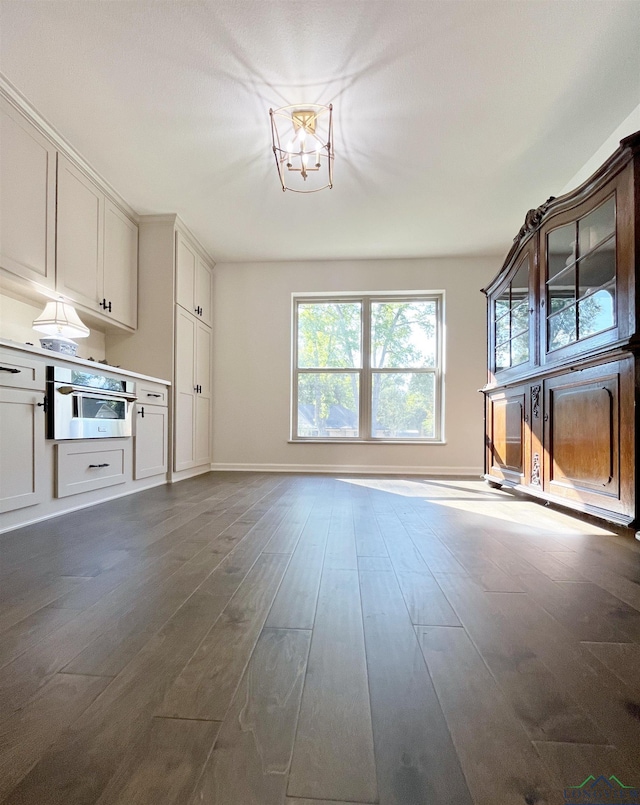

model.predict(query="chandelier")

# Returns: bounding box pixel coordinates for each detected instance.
[269,104,334,193]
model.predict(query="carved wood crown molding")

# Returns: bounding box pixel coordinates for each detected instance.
[514,196,556,244]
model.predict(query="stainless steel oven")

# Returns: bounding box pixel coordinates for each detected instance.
[47,366,136,439]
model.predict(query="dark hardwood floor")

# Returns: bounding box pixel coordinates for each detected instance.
[1,472,639,805]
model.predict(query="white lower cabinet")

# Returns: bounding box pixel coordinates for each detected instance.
[0,387,46,512]
[134,403,168,480]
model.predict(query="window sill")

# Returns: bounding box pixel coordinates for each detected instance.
[288,439,447,445]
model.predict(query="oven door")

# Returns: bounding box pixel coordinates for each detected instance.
[51,383,137,439]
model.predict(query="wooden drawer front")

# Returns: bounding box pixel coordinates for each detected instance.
[0,350,46,390]
[56,441,129,498]
[137,382,168,407]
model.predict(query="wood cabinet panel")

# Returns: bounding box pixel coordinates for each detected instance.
[548,382,615,491]
[486,386,528,486]
[0,97,56,289]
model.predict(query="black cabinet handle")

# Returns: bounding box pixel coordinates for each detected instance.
[147,393,162,398]
[99,299,112,312]
[0,366,20,373]
[37,397,48,413]
[138,407,145,418]
[193,385,202,394]
[88,463,110,468]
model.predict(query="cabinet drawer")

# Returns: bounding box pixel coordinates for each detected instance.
[56,440,129,498]
[137,381,169,406]
[0,350,46,390]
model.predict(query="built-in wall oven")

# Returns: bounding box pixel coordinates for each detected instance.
[47,366,137,439]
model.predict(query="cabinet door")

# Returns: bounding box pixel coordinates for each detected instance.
[103,200,138,329]
[485,385,529,486]
[57,155,104,308]
[0,388,46,512]
[543,360,633,518]
[196,257,213,327]
[194,320,212,465]
[175,232,197,316]
[174,307,196,472]
[0,97,56,290]
[134,404,168,479]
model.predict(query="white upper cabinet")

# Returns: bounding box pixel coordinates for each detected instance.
[56,154,104,308]
[104,200,138,329]
[0,96,56,290]
[196,256,213,327]
[176,230,212,326]
[57,154,138,330]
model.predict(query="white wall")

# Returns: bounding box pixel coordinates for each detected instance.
[211,256,497,475]
[0,290,106,358]
[561,102,640,194]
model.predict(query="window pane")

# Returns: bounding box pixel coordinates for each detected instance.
[548,266,576,313]
[578,287,615,339]
[578,237,615,300]
[495,343,510,371]
[579,196,615,255]
[511,258,529,301]
[495,311,510,346]
[371,372,435,438]
[371,300,436,368]
[297,302,361,368]
[297,372,359,437]
[495,291,510,320]
[548,306,577,351]
[511,333,529,367]
[511,300,529,338]
[547,224,576,279]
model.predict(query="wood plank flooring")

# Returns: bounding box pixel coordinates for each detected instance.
[1,472,640,804]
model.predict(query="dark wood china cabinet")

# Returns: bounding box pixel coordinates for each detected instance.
[482,130,640,529]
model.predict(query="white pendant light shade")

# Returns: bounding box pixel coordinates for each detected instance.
[32,299,90,339]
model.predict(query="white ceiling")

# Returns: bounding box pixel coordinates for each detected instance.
[1,1,639,263]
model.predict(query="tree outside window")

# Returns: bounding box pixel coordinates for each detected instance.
[294,295,443,440]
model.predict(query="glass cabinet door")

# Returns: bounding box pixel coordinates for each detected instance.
[493,252,532,374]
[544,195,616,355]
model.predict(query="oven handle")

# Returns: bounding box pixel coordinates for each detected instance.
[55,384,137,402]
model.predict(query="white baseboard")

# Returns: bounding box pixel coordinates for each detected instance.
[0,476,167,535]
[210,462,482,476]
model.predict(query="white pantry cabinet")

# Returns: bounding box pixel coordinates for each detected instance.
[57,155,138,330]
[176,231,213,327]
[0,95,56,291]
[106,217,214,481]
[174,307,212,472]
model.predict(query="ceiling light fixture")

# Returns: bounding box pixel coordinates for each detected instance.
[269,104,334,193]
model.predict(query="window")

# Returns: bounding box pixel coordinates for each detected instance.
[292,294,443,441]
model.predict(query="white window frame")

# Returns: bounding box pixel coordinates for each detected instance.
[291,291,445,443]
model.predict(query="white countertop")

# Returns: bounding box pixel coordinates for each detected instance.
[0,338,171,386]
